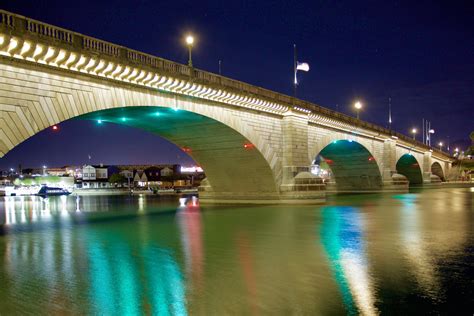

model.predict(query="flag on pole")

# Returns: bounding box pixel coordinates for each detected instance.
[296,62,310,72]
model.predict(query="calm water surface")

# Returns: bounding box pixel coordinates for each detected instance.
[0,188,473,315]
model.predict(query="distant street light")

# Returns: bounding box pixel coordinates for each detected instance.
[185,35,194,67]
[354,101,362,119]
[438,142,443,151]
[411,128,417,140]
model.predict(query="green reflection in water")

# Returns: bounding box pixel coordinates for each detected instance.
[320,206,357,314]
[320,206,377,315]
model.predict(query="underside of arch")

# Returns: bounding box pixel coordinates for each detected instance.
[317,140,383,192]
[396,154,423,185]
[76,106,279,202]
[431,162,445,181]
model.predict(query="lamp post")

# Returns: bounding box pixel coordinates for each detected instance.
[354,101,362,119]
[185,35,194,67]
[411,128,417,140]
[438,142,443,151]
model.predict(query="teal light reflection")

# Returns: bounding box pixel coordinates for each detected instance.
[145,248,187,316]
[320,206,377,315]
[320,206,357,314]
[87,233,186,315]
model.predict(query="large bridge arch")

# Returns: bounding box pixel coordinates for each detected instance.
[431,162,445,181]
[396,154,423,185]
[0,61,282,202]
[312,139,383,191]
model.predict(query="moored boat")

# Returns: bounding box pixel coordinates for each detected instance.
[37,186,71,197]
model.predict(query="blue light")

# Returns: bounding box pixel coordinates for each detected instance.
[97,119,102,124]
[333,140,338,144]
[173,107,179,112]
[348,139,353,142]
[155,112,160,116]
[121,117,127,122]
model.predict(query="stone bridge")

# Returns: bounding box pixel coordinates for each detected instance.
[0,10,453,203]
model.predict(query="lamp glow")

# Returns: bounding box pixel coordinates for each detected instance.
[185,34,195,67]
[354,101,362,119]
[185,35,194,46]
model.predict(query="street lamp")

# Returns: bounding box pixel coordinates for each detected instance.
[438,142,443,151]
[354,101,362,119]
[411,128,417,140]
[185,35,194,67]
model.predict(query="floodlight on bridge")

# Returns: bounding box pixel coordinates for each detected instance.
[411,128,417,140]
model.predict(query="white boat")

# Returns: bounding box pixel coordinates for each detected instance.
[4,185,41,196]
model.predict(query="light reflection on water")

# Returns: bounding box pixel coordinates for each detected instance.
[320,206,378,315]
[0,188,472,315]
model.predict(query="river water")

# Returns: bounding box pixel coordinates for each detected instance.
[0,188,472,315]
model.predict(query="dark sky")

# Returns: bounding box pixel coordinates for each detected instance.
[1,0,473,169]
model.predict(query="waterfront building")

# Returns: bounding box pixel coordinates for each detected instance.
[81,164,119,188]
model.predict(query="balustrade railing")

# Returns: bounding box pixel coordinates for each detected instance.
[83,36,120,57]
[0,12,14,28]
[26,20,73,43]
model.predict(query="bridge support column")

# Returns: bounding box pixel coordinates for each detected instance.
[423,151,433,184]
[279,110,325,203]
[382,139,408,191]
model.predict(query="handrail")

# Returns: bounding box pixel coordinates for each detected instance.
[26,19,73,43]
[0,11,14,28]
[0,9,453,157]
[83,36,120,56]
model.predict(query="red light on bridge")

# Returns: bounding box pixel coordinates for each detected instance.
[243,143,255,150]
[368,156,375,162]
[181,146,192,153]
[325,159,334,165]
[52,125,58,131]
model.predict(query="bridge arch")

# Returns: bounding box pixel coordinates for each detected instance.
[313,139,383,191]
[0,59,282,203]
[396,154,423,185]
[431,162,445,181]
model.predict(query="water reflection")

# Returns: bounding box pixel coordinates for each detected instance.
[396,194,439,298]
[0,189,472,314]
[1,195,188,315]
[320,206,378,315]
[177,206,204,292]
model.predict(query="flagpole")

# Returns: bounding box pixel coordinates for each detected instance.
[388,97,392,131]
[293,44,297,100]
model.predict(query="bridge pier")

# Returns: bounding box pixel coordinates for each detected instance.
[279,110,325,203]
[382,139,409,192]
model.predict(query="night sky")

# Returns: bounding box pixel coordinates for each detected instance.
[1,1,473,169]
